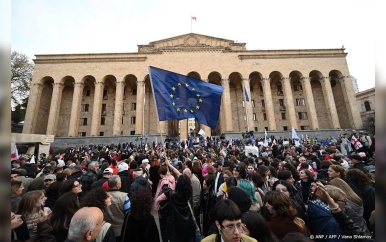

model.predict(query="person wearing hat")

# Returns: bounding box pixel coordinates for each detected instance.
[117,161,131,193]
[92,168,114,189]
[68,165,83,180]
[27,166,54,192]
[129,168,151,198]
[43,174,56,188]
[348,154,366,170]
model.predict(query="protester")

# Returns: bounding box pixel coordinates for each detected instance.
[120,188,160,242]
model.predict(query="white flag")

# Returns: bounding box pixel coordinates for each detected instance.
[264,129,268,147]
[245,146,260,156]
[30,155,35,164]
[351,136,363,150]
[292,128,300,147]
[11,145,19,161]
[198,129,205,137]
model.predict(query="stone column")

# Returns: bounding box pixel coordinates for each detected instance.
[46,83,64,135]
[262,78,276,131]
[180,120,188,141]
[90,81,104,136]
[300,77,319,129]
[221,79,233,132]
[340,76,363,128]
[68,82,84,136]
[135,80,145,135]
[23,83,44,134]
[281,77,298,129]
[321,76,340,129]
[243,78,254,131]
[113,80,125,135]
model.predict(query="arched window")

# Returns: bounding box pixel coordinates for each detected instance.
[364,101,371,111]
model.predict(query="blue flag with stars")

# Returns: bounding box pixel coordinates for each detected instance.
[149,66,224,129]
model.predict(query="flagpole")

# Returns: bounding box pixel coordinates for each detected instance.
[243,82,250,132]
[142,82,145,140]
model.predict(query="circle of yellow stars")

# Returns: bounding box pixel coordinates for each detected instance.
[169,82,203,114]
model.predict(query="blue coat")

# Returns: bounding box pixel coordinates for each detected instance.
[307,200,344,242]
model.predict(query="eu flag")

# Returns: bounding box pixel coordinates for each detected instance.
[149,66,224,129]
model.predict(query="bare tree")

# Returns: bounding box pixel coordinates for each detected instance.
[11,51,34,107]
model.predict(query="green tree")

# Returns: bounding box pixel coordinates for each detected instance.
[11,51,34,107]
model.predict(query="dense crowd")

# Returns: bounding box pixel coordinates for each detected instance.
[11,129,375,242]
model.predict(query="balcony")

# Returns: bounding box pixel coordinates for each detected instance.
[277,91,284,96]
[280,106,286,110]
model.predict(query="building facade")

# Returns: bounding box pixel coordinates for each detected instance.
[23,33,363,140]
[356,87,375,133]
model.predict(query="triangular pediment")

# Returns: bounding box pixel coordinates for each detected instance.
[138,33,246,53]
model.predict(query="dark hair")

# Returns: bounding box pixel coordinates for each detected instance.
[214,199,242,225]
[80,187,109,212]
[203,175,215,192]
[11,181,23,195]
[281,232,314,242]
[158,165,168,175]
[257,165,270,178]
[129,188,153,219]
[346,169,372,190]
[320,160,332,169]
[242,211,278,242]
[50,192,80,233]
[247,172,264,188]
[56,173,67,182]
[175,175,193,202]
[300,169,314,182]
[277,170,292,181]
[60,179,79,195]
[272,180,293,196]
[265,191,298,219]
[234,163,247,179]
[268,166,278,178]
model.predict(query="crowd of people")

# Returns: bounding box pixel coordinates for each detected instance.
[10,129,376,242]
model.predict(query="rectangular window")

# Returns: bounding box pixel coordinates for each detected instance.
[283,126,288,131]
[131,103,137,111]
[99,132,104,136]
[298,112,308,120]
[279,99,285,107]
[253,113,257,121]
[81,104,89,112]
[242,100,245,108]
[261,100,265,109]
[131,116,136,124]
[132,89,137,95]
[101,117,105,125]
[102,103,107,111]
[263,113,267,120]
[86,90,91,96]
[254,127,258,131]
[300,126,309,130]
[122,117,124,125]
[281,113,286,120]
[130,130,135,135]
[250,86,254,92]
[296,98,306,106]
[103,89,108,99]
[294,85,303,91]
[265,127,268,131]
[79,118,87,126]
[78,132,86,137]
[251,100,255,108]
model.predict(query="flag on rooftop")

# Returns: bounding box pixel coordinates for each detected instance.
[148,66,224,129]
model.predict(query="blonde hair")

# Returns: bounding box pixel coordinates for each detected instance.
[329,178,363,206]
[325,185,346,201]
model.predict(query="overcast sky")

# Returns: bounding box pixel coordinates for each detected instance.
[11,0,376,91]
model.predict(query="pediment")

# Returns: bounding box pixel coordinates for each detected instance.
[138,33,246,53]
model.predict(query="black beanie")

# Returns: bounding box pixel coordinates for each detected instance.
[227,186,252,213]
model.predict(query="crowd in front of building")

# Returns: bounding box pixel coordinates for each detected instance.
[11,129,375,242]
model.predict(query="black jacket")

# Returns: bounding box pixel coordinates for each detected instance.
[332,210,374,242]
[129,176,150,197]
[118,170,132,194]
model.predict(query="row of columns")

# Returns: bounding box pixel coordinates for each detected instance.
[23,75,361,138]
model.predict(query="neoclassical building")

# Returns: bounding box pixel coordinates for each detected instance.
[23,33,362,140]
